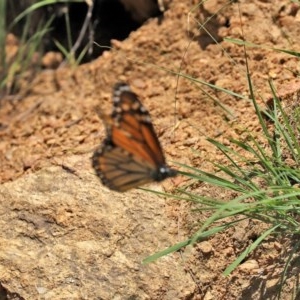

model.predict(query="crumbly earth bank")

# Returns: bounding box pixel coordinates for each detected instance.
[1,0,300,299]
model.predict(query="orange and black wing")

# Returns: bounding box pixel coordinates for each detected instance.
[92,82,177,192]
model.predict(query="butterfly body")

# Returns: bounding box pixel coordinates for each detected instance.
[92,83,177,192]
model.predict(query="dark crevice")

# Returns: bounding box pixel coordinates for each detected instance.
[0,282,25,300]
[6,0,163,63]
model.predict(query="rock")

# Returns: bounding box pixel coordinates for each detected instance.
[0,163,195,299]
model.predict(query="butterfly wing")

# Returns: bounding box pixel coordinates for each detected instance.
[94,141,163,192]
[92,83,177,192]
[111,83,166,167]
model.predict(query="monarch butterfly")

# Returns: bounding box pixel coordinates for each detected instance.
[92,82,177,192]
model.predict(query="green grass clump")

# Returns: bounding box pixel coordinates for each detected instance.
[144,44,300,292]
[0,0,85,97]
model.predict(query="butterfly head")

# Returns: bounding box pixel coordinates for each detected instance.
[153,165,177,182]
